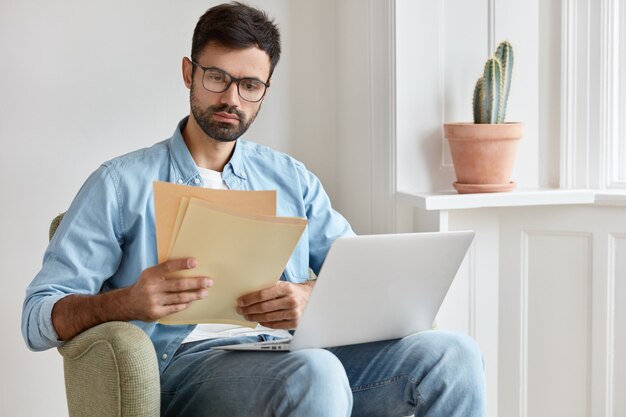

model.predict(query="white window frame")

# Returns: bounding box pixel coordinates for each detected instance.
[561,0,625,189]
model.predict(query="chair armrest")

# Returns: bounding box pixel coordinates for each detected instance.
[58,321,160,417]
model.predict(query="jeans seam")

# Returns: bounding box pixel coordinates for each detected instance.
[414,385,426,408]
[351,374,408,392]
[178,374,284,387]
[164,375,286,416]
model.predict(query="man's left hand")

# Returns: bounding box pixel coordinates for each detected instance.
[236,281,315,329]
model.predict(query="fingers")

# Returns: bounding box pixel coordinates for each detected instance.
[158,270,213,308]
[237,281,290,307]
[161,287,210,306]
[145,258,212,292]
[242,308,299,324]
[237,282,310,328]
[237,296,297,315]
[162,276,213,292]
[154,257,198,275]
[128,258,214,321]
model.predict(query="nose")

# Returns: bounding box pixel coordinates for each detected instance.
[219,81,241,107]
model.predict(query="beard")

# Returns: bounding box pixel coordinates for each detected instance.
[190,83,260,143]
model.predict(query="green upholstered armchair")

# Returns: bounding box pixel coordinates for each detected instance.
[50,214,160,417]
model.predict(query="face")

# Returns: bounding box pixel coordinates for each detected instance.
[184,42,271,143]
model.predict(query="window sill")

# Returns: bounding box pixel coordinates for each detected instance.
[396,188,596,211]
[594,190,626,206]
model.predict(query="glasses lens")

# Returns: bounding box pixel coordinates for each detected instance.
[203,69,230,93]
[199,66,266,102]
[238,79,266,102]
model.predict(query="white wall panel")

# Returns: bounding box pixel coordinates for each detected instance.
[611,234,626,417]
[441,208,501,417]
[560,0,625,189]
[335,0,396,234]
[619,1,626,182]
[495,205,626,417]
[524,231,592,417]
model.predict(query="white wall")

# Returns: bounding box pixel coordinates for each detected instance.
[0,1,337,415]
[395,0,540,193]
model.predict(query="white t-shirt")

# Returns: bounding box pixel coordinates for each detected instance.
[181,166,291,343]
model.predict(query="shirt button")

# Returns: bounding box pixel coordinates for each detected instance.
[193,178,200,184]
[177,179,183,184]
[162,353,168,360]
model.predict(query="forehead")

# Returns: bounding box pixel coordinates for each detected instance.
[196,42,271,80]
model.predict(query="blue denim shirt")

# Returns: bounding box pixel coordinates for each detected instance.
[22,117,354,373]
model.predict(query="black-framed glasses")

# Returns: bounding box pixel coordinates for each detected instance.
[190,60,270,103]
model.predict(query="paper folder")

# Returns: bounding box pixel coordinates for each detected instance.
[153,181,276,263]
[157,197,307,326]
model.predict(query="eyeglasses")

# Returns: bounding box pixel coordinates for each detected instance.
[190,60,270,103]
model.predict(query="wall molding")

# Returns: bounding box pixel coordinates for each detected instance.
[606,233,617,417]
[607,233,626,416]
[334,0,397,234]
[560,0,578,188]
[520,230,529,417]
[368,0,398,233]
[439,0,454,171]
[468,242,477,338]
[488,0,497,54]
[520,229,593,417]
[560,0,624,189]
[601,0,624,188]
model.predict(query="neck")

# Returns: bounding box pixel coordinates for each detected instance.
[182,115,236,172]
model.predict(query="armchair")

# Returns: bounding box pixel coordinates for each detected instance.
[50,214,160,417]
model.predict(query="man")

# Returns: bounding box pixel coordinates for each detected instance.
[22,3,485,416]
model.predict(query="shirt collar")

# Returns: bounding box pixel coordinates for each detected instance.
[225,138,247,180]
[168,116,247,184]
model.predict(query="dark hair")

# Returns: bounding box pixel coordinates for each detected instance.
[191,2,281,78]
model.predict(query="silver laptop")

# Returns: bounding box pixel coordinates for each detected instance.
[214,230,474,352]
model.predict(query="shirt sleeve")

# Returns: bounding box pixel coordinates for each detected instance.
[295,163,356,276]
[21,165,124,351]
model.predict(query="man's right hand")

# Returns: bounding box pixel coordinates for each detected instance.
[51,257,212,341]
[124,258,212,321]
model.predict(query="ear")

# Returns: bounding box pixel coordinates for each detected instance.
[182,57,193,89]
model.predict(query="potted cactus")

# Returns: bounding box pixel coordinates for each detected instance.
[444,41,524,193]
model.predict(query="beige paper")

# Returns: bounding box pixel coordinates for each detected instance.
[167,197,190,258]
[158,198,307,326]
[153,181,276,262]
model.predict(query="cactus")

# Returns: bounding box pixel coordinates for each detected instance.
[495,41,514,122]
[473,41,514,124]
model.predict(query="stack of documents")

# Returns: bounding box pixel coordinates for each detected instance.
[153,181,307,326]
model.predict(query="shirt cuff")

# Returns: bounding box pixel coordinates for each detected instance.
[33,294,69,349]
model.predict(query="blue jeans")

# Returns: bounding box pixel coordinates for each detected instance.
[160,330,485,417]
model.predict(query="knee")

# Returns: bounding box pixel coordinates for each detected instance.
[405,332,485,415]
[289,349,350,386]
[285,349,352,410]
[417,331,485,389]
[441,332,482,366]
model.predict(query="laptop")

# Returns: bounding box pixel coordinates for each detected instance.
[214,230,474,352]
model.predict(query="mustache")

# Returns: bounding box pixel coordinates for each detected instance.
[209,104,245,119]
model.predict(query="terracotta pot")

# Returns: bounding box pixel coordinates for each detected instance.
[444,122,524,193]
